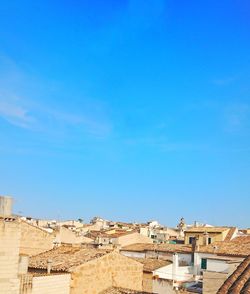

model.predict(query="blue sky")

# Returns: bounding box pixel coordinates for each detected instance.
[0,0,249,227]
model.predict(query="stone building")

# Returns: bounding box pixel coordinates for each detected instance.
[0,217,21,294]
[29,245,144,294]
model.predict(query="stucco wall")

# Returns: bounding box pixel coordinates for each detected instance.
[142,272,153,293]
[184,230,229,245]
[203,271,228,294]
[153,278,176,294]
[32,274,71,294]
[0,219,21,294]
[20,221,54,256]
[70,251,143,294]
[55,227,93,245]
[121,250,146,259]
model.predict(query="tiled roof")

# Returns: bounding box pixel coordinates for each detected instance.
[224,227,238,241]
[86,230,137,239]
[100,287,153,294]
[217,255,250,294]
[185,227,230,233]
[29,246,111,272]
[199,236,250,257]
[121,243,192,253]
[129,258,171,272]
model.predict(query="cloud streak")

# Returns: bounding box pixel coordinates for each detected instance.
[0,55,112,138]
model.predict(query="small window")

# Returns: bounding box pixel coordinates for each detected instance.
[208,237,212,244]
[189,237,195,245]
[201,258,207,270]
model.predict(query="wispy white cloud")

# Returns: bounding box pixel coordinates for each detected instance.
[0,54,112,138]
[0,93,35,128]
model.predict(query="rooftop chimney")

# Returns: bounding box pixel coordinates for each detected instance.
[203,231,209,246]
[0,196,13,217]
[47,259,52,274]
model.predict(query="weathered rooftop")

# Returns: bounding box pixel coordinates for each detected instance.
[129,258,171,272]
[100,288,154,294]
[29,246,111,272]
[217,255,250,293]
[185,227,230,233]
[121,243,192,253]
[199,236,250,257]
[87,229,138,239]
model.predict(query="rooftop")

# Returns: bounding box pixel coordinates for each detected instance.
[86,229,138,239]
[121,243,192,253]
[100,288,154,294]
[217,255,250,293]
[198,236,250,257]
[29,246,111,272]
[129,258,171,272]
[185,227,230,233]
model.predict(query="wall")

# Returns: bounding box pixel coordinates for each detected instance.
[203,271,229,294]
[55,226,93,245]
[152,278,176,294]
[32,274,71,294]
[0,219,21,294]
[121,250,146,259]
[20,221,55,256]
[207,259,229,273]
[114,232,153,247]
[70,251,143,294]
[184,230,229,245]
[142,272,153,293]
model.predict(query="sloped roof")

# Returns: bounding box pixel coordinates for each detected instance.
[185,227,230,233]
[217,255,250,293]
[100,288,153,294]
[121,243,192,253]
[129,258,171,272]
[199,236,250,257]
[29,246,111,272]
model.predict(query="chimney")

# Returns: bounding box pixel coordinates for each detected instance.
[47,259,52,274]
[172,253,178,282]
[0,196,13,217]
[203,231,209,245]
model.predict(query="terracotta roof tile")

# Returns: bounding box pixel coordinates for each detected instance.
[199,236,250,257]
[121,243,192,254]
[29,246,111,272]
[100,287,153,294]
[217,255,250,294]
[129,258,171,272]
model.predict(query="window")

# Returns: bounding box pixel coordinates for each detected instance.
[208,237,212,244]
[201,258,207,270]
[189,237,196,245]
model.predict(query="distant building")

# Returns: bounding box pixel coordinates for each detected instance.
[184,227,238,245]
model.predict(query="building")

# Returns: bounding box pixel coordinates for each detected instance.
[217,255,250,293]
[184,227,238,245]
[195,235,250,293]
[29,246,144,294]
[129,258,173,293]
[86,229,153,248]
[20,220,55,256]
[0,216,21,294]
[121,243,193,290]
